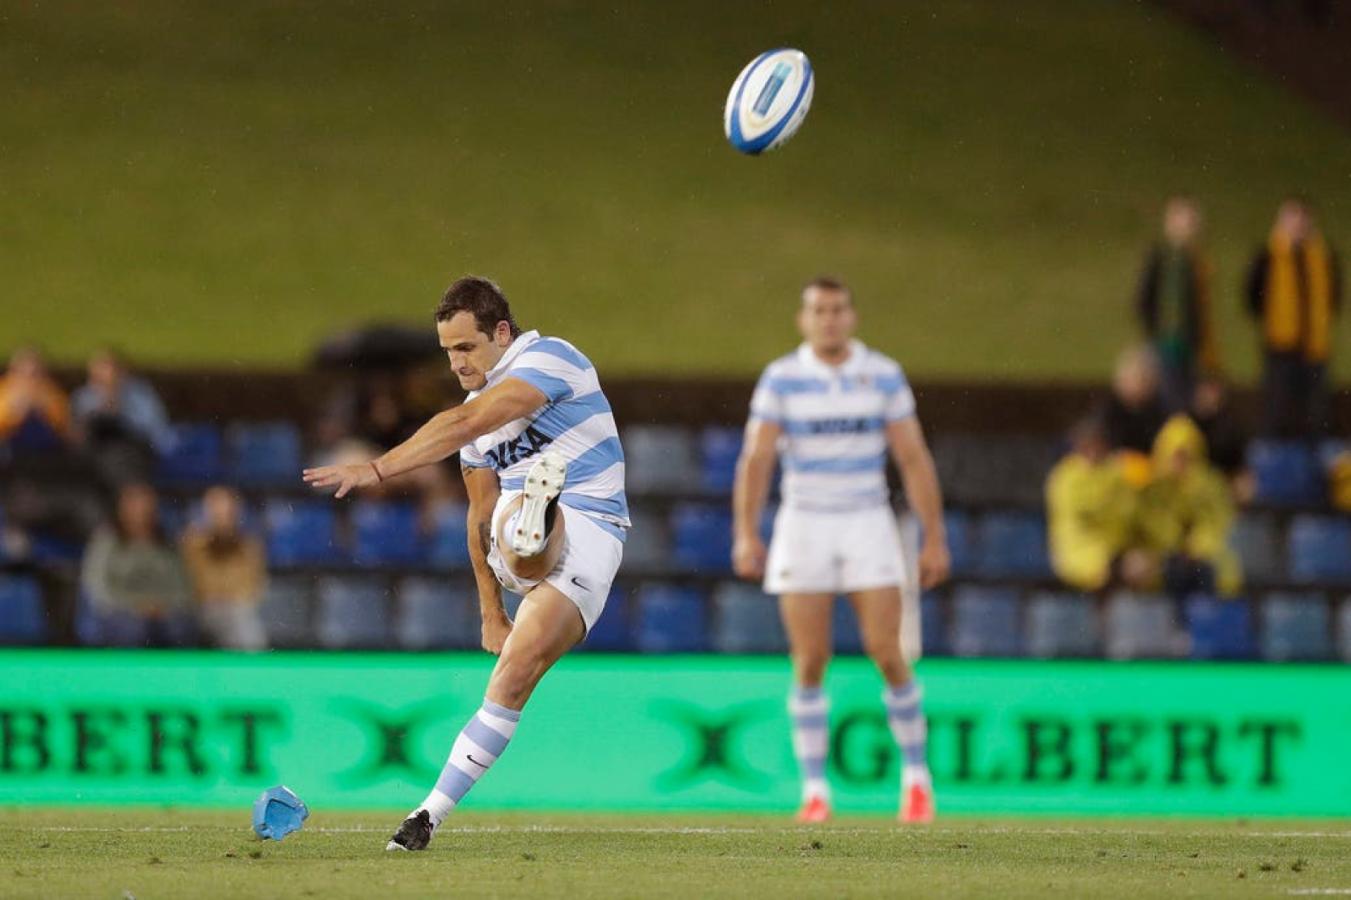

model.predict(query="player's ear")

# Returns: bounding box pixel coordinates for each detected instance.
[494,321,513,346]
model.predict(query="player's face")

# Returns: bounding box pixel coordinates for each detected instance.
[798,287,856,356]
[438,312,512,391]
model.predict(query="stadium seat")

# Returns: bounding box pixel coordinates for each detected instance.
[1228,513,1283,585]
[919,590,949,657]
[265,500,345,566]
[1024,591,1099,658]
[712,581,787,654]
[580,585,633,651]
[670,503,732,573]
[0,575,46,645]
[951,586,1023,658]
[1184,595,1256,661]
[395,577,479,650]
[1287,515,1351,585]
[700,426,743,494]
[635,584,709,653]
[352,501,426,568]
[156,422,224,486]
[316,577,392,649]
[259,577,315,648]
[1259,591,1333,662]
[1337,599,1351,664]
[832,597,864,654]
[228,421,303,486]
[942,510,976,577]
[1249,440,1324,507]
[977,512,1051,579]
[932,433,1060,508]
[425,503,470,567]
[622,506,672,574]
[1103,592,1179,660]
[623,425,703,494]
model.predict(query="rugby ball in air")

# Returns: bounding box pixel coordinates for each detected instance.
[723,48,814,155]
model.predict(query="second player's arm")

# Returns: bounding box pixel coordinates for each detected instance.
[886,417,951,589]
[303,378,547,496]
[463,464,511,654]
[731,419,781,580]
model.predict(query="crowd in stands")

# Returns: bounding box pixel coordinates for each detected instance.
[0,195,1346,659]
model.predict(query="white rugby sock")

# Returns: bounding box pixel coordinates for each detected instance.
[415,699,521,827]
[885,680,931,790]
[789,686,830,801]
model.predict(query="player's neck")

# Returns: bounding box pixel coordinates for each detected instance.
[810,344,851,368]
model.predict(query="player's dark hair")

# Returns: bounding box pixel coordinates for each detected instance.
[802,275,851,303]
[435,276,522,338]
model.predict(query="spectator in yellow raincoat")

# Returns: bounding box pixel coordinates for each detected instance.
[1138,415,1242,599]
[1046,417,1140,592]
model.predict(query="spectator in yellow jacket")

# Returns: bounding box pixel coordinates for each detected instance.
[1046,417,1139,592]
[1138,415,1242,599]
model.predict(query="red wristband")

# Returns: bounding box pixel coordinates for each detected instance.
[370,460,385,483]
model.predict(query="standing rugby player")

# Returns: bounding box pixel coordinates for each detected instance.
[304,276,628,850]
[732,276,950,823]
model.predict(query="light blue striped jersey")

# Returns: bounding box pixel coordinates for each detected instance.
[460,331,628,540]
[748,340,915,512]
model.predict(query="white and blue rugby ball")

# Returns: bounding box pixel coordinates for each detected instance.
[723,48,814,155]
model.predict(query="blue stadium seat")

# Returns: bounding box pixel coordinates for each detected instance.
[352,501,426,568]
[1287,515,1351,585]
[1249,440,1324,507]
[426,503,470,568]
[396,577,479,650]
[1228,513,1283,585]
[156,422,224,486]
[671,503,732,573]
[701,426,743,494]
[951,586,1022,657]
[919,590,948,657]
[0,575,46,645]
[229,422,303,486]
[942,510,975,577]
[580,585,633,651]
[259,576,314,648]
[1024,591,1099,658]
[317,577,392,649]
[832,597,864,654]
[1259,592,1333,662]
[977,512,1051,579]
[27,531,83,565]
[1337,599,1351,663]
[265,500,345,567]
[622,507,672,573]
[1184,595,1256,660]
[635,584,709,653]
[1104,592,1179,659]
[623,425,702,494]
[712,581,787,653]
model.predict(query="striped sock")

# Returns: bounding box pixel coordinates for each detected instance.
[789,686,830,801]
[884,680,931,789]
[417,700,521,827]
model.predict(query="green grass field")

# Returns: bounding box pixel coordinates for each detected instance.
[1,809,1348,899]
[4,1,1351,380]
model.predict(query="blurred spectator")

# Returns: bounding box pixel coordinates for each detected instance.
[71,349,174,484]
[1046,416,1140,592]
[1099,345,1168,454]
[0,347,70,452]
[80,483,194,646]
[1245,197,1342,438]
[1138,416,1242,600]
[181,486,267,651]
[1136,196,1219,407]
[1189,373,1254,501]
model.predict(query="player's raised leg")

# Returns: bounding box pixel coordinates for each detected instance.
[778,593,835,823]
[389,583,584,850]
[849,586,934,823]
[496,451,568,580]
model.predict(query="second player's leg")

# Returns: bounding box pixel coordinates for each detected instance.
[778,593,835,686]
[779,593,834,820]
[847,586,911,685]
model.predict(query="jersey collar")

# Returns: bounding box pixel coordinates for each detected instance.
[484,330,540,386]
[796,339,868,377]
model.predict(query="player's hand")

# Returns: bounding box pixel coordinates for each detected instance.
[302,462,380,498]
[732,533,767,581]
[918,538,951,590]
[481,611,513,655]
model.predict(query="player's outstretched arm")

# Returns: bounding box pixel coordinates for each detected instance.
[886,417,950,589]
[462,464,511,654]
[302,378,548,497]
[731,419,781,580]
